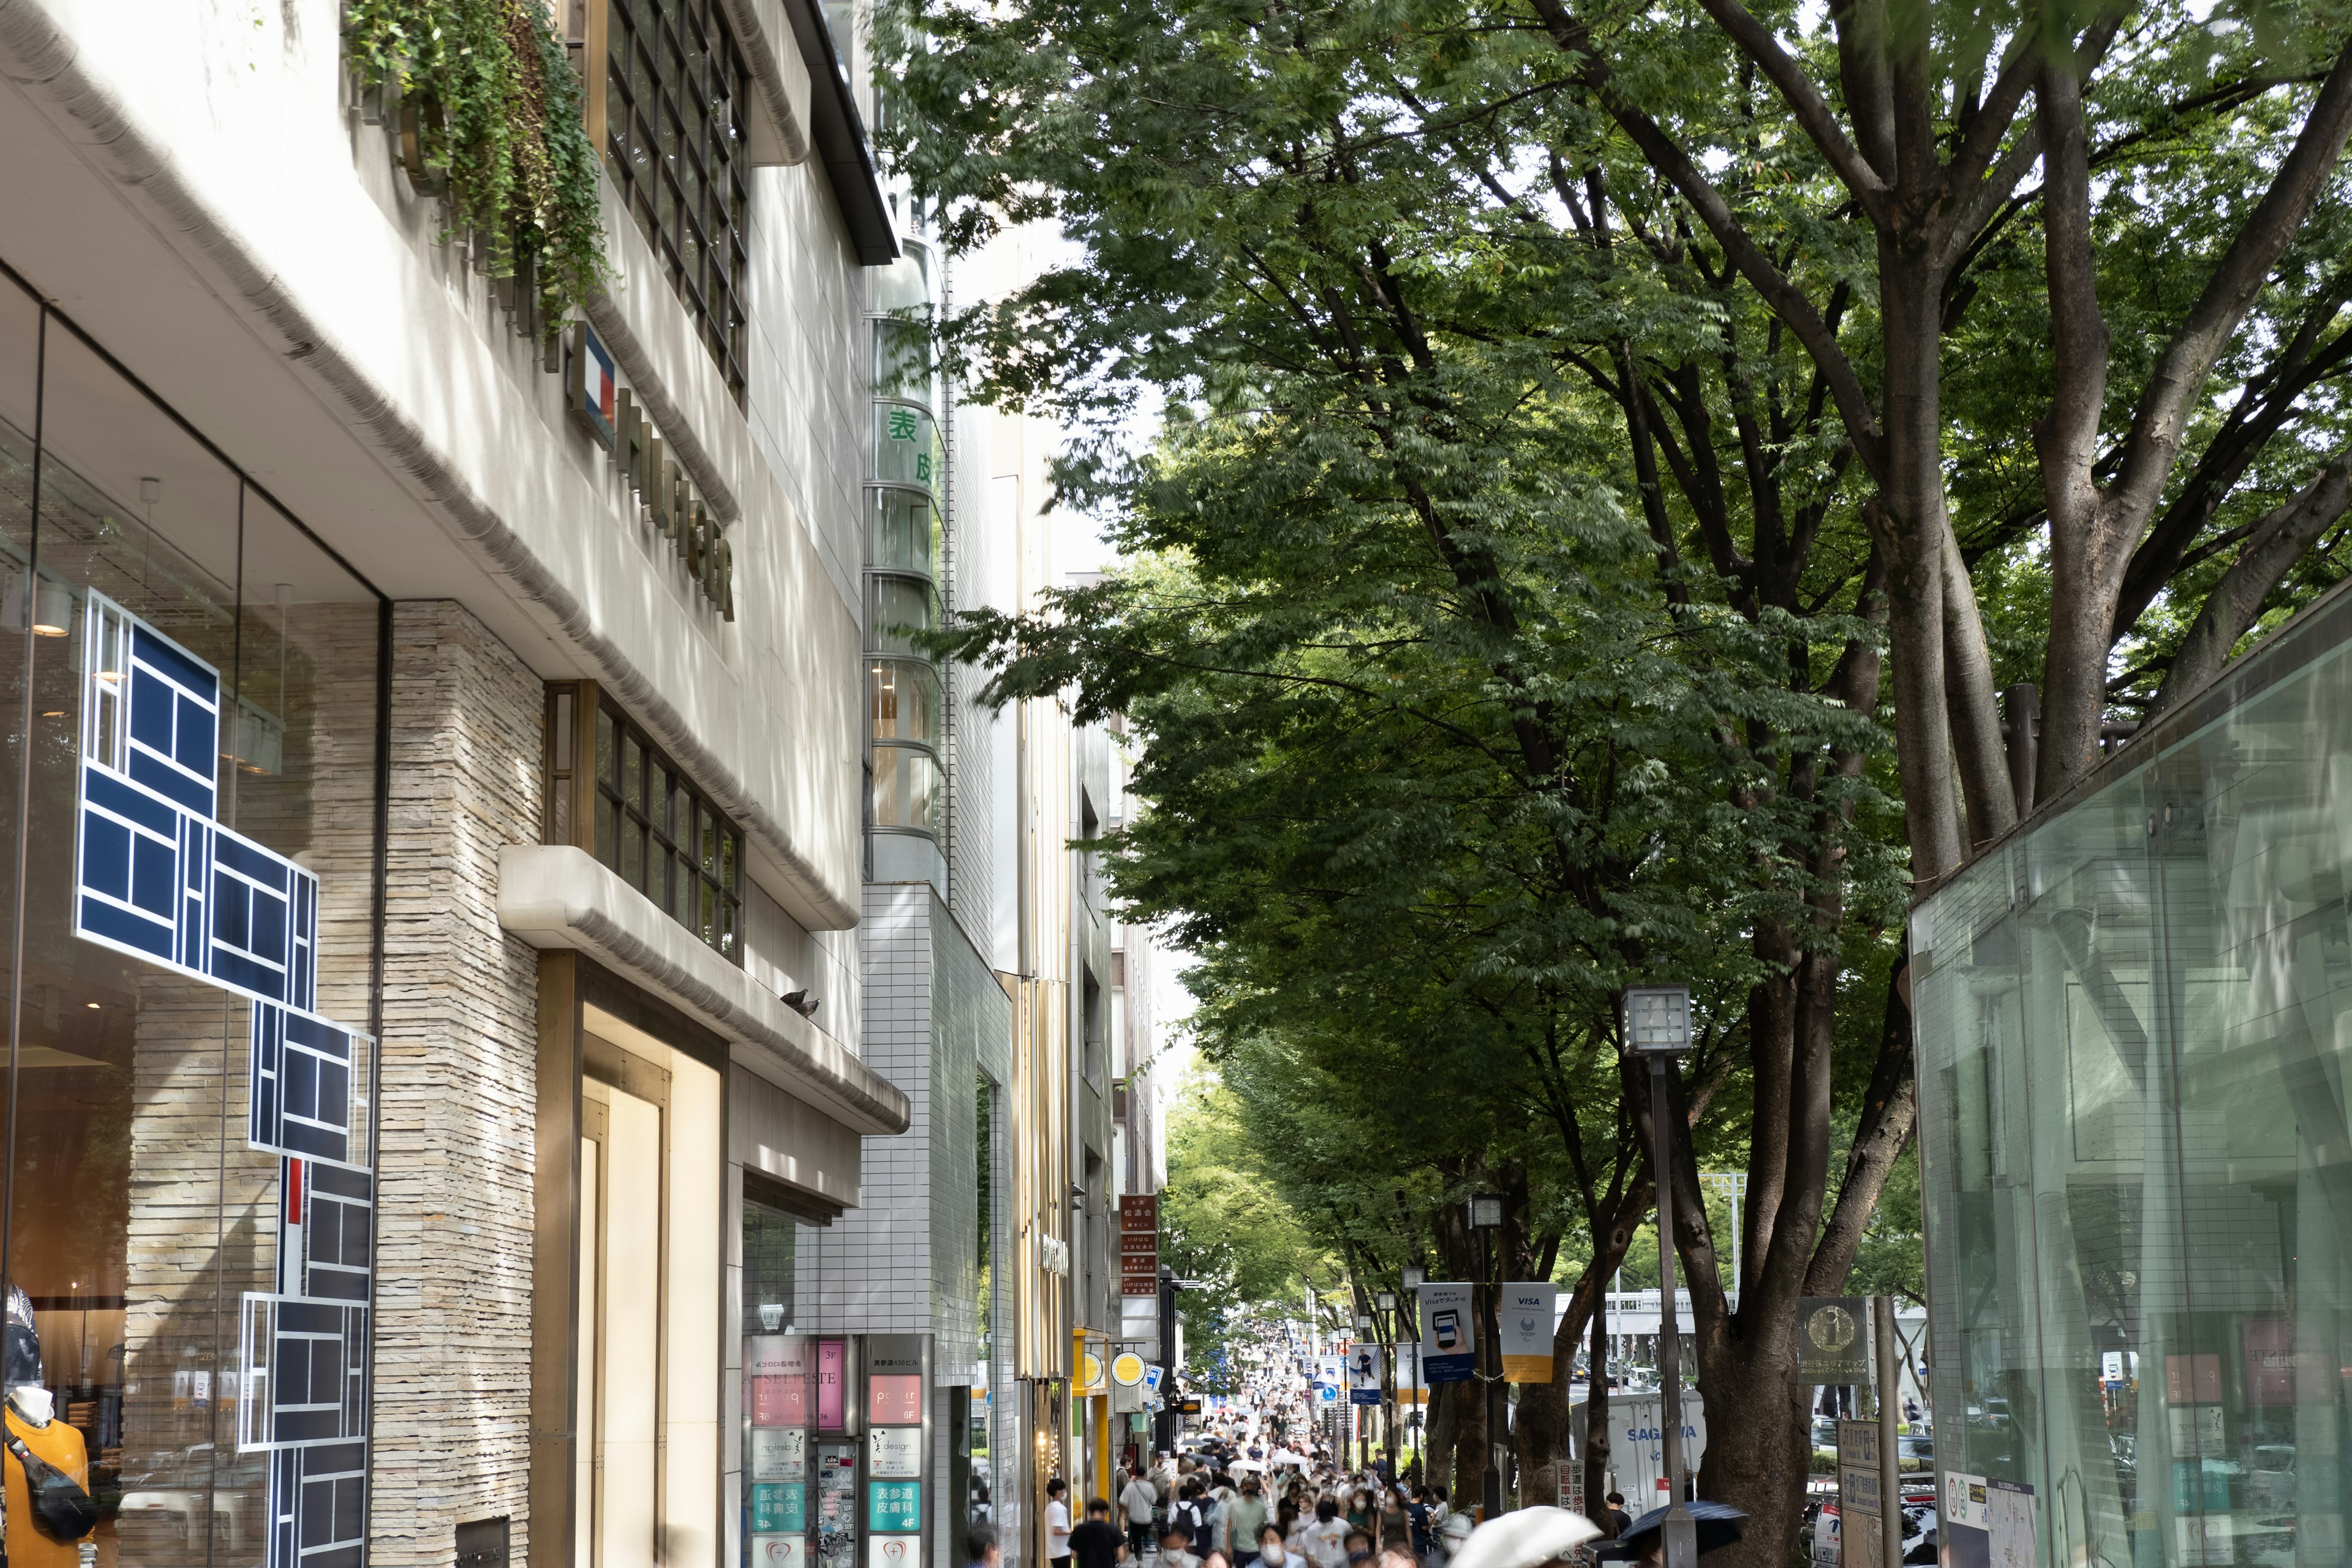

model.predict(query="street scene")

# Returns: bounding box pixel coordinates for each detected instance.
[0,1,2345,1567]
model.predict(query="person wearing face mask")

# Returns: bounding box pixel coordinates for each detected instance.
[1341,1531,1372,1568]
[1257,1522,1292,1568]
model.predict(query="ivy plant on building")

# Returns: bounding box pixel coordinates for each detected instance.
[344,0,606,333]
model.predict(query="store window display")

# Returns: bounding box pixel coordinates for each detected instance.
[0,266,386,1568]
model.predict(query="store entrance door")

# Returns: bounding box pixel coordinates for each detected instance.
[580,1075,667,1568]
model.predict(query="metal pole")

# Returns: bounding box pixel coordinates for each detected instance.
[1159,1267,1178,1454]
[1875,1296,1901,1568]
[1648,1054,1697,1568]
[1482,1228,1504,1518]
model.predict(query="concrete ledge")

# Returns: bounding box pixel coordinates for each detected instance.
[499,843,909,1137]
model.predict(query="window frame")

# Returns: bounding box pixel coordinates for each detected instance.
[583,0,753,402]
[546,680,745,963]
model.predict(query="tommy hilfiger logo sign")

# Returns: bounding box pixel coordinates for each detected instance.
[567,322,736,621]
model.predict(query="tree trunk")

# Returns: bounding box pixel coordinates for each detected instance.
[1425,1379,1458,1495]
[1581,1294,1613,1523]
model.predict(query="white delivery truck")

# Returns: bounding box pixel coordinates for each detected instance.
[1565,1390,1708,1508]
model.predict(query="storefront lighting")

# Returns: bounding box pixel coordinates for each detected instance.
[32,578,70,637]
[2,570,73,638]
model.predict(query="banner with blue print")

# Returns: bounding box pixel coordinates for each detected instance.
[69,589,375,1568]
[74,590,320,1012]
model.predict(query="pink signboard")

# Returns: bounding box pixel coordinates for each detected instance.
[750,1374,807,1427]
[818,1340,847,1430]
[869,1374,922,1427]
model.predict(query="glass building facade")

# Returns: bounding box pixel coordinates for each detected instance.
[0,267,386,1568]
[1912,586,2352,1568]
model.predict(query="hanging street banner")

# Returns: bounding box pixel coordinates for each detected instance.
[1795,1297,1869,1385]
[1417,1282,1476,1384]
[1315,1354,1347,1387]
[1499,1282,1558,1382]
[1348,1345,1383,1406]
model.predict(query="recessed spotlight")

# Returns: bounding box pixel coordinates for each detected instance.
[85,1002,99,1010]
[40,711,62,718]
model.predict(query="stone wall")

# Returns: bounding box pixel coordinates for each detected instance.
[369,600,543,1567]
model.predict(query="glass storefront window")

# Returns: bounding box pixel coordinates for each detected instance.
[872,320,931,409]
[871,404,940,496]
[868,661,939,746]
[867,492,938,581]
[591,697,743,961]
[870,747,941,834]
[0,268,386,1568]
[1913,612,2352,1568]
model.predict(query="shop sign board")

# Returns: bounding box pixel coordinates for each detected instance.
[753,1482,810,1534]
[752,1538,808,1568]
[870,1375,924,1427]
[1121,1194,1160,1297]
[869,1539,921,1568]
[1417,1283,1476,1384]
[1499,1283,1558,1382]
[818,1341,848,1430]
[1796,1298,1868,1385]
[752,1428,809,1480]
[869,1427,923,1479]
[868,1480,923,1532]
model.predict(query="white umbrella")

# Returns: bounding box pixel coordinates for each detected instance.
[1446,1507,1604,1568]
[1229,1459,1265,1474]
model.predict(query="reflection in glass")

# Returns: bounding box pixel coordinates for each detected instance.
[868,491,938,579]
[0,301,384,1568]
[1915,629,2352,1568]
[864,576,938,658]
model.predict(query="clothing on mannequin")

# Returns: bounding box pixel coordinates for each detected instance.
[0,1286,94,1568]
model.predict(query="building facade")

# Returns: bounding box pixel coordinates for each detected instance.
[1913,582,2352,1567]
[0,9,926,1568]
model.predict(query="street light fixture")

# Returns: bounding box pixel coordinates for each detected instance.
[1469,1193,1507,1517]
[1624,984,1697,1568]
[1375,1291,1396,1312]
[1401,1264,1425,1289]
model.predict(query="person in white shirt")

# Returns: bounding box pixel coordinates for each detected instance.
[1303,1501,1348,1568]
[1122,1472,1161,1558]
[1047,1478,1074,1568]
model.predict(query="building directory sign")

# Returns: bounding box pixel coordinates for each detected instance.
[1417,1283,1476,1383]
[869,1427,922,1479]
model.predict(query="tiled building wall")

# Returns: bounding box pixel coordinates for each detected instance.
[371,600,543,1567]
[805,883,936,1327]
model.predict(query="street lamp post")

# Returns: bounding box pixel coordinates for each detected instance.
[1626,986,1697,1568]
[1401,1266,1425,1474]
[1470,1191,1506,1518]
[1376,1291,1398,1474]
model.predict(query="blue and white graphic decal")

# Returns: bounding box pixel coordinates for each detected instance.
[69,590,375,1568]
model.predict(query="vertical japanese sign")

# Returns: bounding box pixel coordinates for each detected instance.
[1836,1421,1882,1568]
[1121,1194,1160,1297]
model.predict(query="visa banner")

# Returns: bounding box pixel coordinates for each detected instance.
[1499,1282,1558,1382]
[1418,1282,1476,1384]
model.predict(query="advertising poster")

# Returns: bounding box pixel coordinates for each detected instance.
[1418,1283,1476,1384]
[1348,1346,1382,1406]
[1315,1354,1346,1387]
[1499,1283,1558,1382]
[1940,1472,2034,1568]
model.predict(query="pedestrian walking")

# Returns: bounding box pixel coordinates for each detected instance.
[1048,1479,1075,1568]
[1123,1470,1161,1559]
[1072,1499,1129,1568]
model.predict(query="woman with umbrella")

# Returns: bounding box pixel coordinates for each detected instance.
[1590,1502,1748,1566]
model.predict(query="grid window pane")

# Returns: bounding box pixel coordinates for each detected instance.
[587,697,744,963]
[599,0,750,399]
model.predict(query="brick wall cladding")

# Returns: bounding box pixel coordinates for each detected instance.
[370,600,543,1568]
